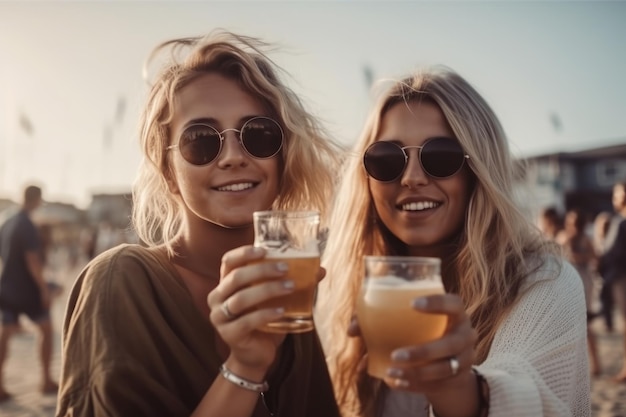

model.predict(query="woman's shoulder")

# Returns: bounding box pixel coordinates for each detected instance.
[522,255,583,298]
[495,256,586,344]
[90,242,154,262]
[78,243,170,293]
[67,244,187,334]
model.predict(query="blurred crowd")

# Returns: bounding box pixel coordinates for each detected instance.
[539,181,626,382]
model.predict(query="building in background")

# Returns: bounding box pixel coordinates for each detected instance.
[516,139,626,223]
[85,192,133,229]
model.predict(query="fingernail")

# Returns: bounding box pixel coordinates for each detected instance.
[282,280,295,289]
[387,368,403,378]
[252,246,264,255]
[392,351,409,361]
[412,297,428,309]
[274,307,285,315]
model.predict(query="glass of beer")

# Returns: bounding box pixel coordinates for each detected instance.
[357,256,447,379]
[253,210,321,333]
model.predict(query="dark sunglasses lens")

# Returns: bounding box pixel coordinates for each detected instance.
[241,118,283,158]
[421,138,466,178]
[179,126,222,165]
[364,142,406,181]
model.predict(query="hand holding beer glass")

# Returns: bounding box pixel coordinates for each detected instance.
[253,210,320,334]
[357,256,447,379]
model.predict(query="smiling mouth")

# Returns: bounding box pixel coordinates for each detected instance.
[215,182,256,192]
[398,201,441,211]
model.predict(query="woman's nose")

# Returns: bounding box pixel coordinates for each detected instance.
[400,150,429,188]
[216,131,248,168]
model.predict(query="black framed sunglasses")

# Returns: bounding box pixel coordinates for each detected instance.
[363,137,469,182]
[167,116,284,166]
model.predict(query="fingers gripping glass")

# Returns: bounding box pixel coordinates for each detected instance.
[363,137,469,182]
[167,116,284,166]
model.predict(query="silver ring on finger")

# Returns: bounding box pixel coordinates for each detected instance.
[449,356,460,376]
[220,298,236,320]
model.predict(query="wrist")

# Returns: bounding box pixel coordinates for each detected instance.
[429,370,486,417]
[219,363,269,393]
[223,357,269,385]
[472,368,490,417]
[428,369,474,400]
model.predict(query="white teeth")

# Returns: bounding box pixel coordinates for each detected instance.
[217,183,254,191]
[401,201,439,211]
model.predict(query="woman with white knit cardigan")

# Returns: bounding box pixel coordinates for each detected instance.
[316,67,590,417]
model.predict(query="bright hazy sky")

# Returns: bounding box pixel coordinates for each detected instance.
[1,1,625,208]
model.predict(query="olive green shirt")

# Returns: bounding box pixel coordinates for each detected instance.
[57,244,339,417]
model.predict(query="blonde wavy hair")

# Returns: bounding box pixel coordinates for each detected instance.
[132,31,342,254]
[318,66,558,416]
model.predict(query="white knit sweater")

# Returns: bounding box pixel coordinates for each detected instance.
[379,259,591,417]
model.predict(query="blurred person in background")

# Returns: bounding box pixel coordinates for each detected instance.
[557,209,601,376]
[56,31,342,417]
[593,211,614,332]
[37,224,64,306]
[317,67,589,417]
[538,206,563,242]
[0,185,57,402]
[593,211,612,255]
[598,181,626,382]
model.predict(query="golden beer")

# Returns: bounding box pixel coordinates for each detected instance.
[253,210,320,333]
[257,254,320,333]
[357,279,447,379]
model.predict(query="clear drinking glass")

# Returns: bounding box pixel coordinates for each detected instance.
[253,210,320,333]
[357,256,447,379]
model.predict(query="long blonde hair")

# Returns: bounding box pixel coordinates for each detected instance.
[318,66,557,416]
[132,31,342,254]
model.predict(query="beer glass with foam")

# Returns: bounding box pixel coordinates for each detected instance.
[253,210,320,333]
[357,256,447,379]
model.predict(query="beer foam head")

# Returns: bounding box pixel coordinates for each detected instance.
[366,275,442,289]
[367,275,407,286]
[362,276,443,305]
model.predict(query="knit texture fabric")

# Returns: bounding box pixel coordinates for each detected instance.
[474,259,590,416]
